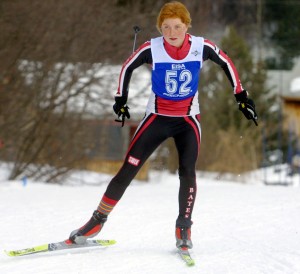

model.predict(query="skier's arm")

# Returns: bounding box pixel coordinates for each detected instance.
[113,41,152,126]
[116,41,152,99]
[203,39,258,125]
[203,39,244,95]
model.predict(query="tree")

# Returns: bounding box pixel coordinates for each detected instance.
[0,0,146,182]
[198,26,276,174]
[263,0,300,69]
[0,60,116,182]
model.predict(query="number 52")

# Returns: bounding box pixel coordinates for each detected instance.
[165,70,192,95]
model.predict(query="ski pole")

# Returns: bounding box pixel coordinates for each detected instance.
[115,26,141,126]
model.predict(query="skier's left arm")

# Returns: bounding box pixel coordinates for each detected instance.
[203,39,258,125]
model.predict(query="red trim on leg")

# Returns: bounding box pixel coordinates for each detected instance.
[183,116,200,146]
[126,114,157,153]
[101,195,118,206]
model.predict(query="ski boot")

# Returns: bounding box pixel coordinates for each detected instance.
[69,210,107,244]
[175,226,193,249]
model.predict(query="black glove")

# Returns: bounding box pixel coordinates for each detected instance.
[113,96,130,127]
[235,90,258,126]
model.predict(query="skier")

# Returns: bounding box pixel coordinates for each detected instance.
[69,1,258,250]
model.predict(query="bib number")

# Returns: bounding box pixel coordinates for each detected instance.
[165,70,192,95]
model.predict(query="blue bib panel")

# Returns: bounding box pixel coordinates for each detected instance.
[151,36,204,101]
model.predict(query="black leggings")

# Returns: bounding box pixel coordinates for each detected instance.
[105,113,201,227]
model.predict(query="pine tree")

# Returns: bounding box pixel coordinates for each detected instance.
[198,26,276,174]
[264,0,300,69]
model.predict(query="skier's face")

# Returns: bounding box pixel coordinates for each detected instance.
[161,18,188,48]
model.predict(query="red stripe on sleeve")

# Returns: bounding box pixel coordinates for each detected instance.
[117,41,151,95]
[219,50,243,94]
[204,39,243,94]
[204,39,215,49]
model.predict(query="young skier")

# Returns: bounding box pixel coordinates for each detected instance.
[69,1,258,249]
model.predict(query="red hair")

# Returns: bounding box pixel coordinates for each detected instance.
[156,1,192,33]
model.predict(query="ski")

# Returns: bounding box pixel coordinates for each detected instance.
[5,239,116,257]
[178,247,195,266]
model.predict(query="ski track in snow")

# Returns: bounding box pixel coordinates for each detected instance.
[0,171,300,274]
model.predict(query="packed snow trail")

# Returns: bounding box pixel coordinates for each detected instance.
[0,171,300,274]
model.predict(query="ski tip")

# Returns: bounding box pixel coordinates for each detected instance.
[186,260,195,267]
[4,249,28,257]
[4,250,13,257]
[4,249,27,257]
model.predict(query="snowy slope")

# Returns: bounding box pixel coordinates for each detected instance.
[0,171,300,274]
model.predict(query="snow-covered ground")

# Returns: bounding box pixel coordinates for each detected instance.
[0,169,300,274]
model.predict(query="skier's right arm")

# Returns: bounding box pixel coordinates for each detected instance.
[113,41,152,125]
[115,41,152,100]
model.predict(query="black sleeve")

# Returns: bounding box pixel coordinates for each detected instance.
[203,44,234,85]
[116,43,152,98]
[202,41,244,92]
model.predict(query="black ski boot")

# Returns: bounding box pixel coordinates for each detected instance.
[69,210,107,244]
[175,226,193,249]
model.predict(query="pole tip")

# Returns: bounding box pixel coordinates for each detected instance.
[133,26,141,33]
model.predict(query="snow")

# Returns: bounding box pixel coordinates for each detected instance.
[290,77,300,93]
[0,169,300,274]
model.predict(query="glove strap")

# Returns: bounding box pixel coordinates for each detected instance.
[115,105,129,127]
